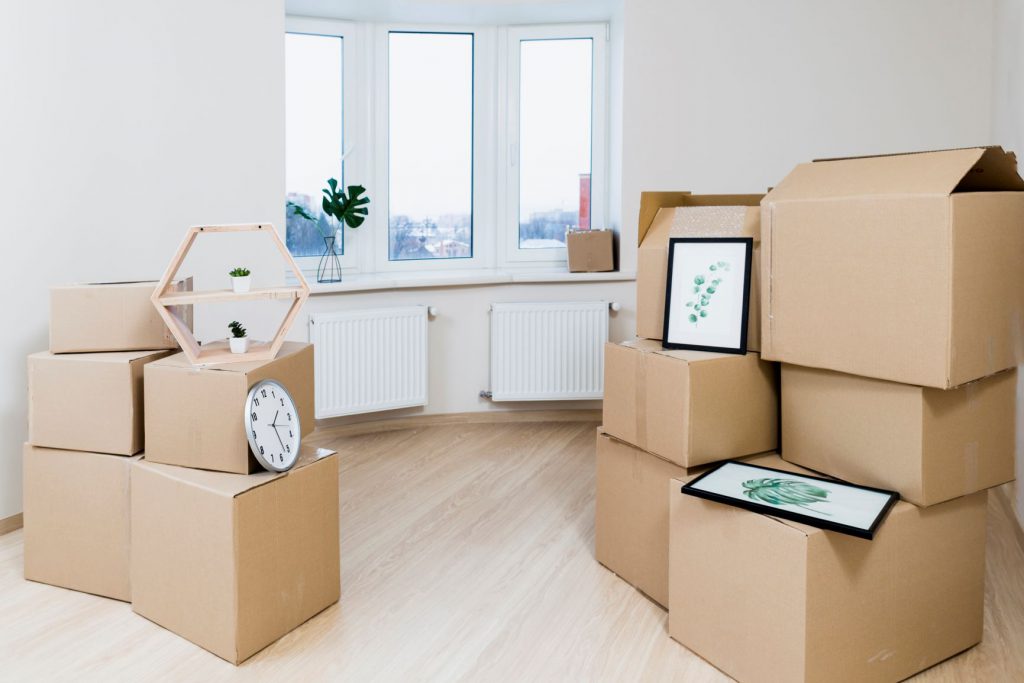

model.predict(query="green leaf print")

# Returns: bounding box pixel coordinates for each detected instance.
[742,478,831,515]
[683,260,730,325]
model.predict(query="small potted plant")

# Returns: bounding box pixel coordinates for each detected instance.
[229,267,251,293]
[228,320,249,354]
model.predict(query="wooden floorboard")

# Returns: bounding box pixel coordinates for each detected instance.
[1,422,1022,681]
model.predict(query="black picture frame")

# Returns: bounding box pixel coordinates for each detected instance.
[662,237,753,354]
[680,460,900,540]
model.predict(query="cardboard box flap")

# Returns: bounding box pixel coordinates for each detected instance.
[621,338,744,364]
[767,147,1024,203]
[641,206,759,254]
[137,446,336,498]
[637,192,762,245]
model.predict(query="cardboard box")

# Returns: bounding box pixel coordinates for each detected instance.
[762,147,1024,388]
[566,229,614,272]
[595,430,700,607]
[668,454,986,683]
[28,349,172,455]
[636,193,763,350]
[131,447,340,665]
[781,364,1015,506]
[50,279,193,353]
[602,339,778,467]
[23,444,139,601]
[144,342,314,473]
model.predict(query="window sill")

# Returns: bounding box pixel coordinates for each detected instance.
[296,268,636,295]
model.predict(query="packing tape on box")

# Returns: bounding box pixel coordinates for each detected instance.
[634,352,649,451]
[670,206,755,239]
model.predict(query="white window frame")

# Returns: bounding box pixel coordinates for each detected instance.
[499,23,609,266]
[371,24,495,273]
[285,16,363,275]
[283,18,609,275]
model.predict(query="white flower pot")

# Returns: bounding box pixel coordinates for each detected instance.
[229,336,250,354]
[231,275,252,293]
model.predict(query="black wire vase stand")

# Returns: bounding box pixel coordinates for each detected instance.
[317,236,342,283]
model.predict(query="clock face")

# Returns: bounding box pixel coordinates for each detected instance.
[244,379,301,472]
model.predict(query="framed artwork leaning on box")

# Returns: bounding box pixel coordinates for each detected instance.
[680,461,900,540]
[662,237,752,354]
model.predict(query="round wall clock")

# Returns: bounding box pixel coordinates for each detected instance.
[244,379,301,472]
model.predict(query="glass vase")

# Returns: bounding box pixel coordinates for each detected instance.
[317,236,342,283]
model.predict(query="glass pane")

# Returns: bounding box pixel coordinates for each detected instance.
[285,32,344,257]
[518,38,593,249]
[389,32,473,261]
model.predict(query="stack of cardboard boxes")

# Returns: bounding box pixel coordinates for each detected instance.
[596,193,781,607]
[24,280,340,665]
[656,148,1022,682]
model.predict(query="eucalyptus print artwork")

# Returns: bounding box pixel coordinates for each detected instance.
[684,261,731,325]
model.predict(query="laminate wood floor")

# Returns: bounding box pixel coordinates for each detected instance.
[1,421,1023,681]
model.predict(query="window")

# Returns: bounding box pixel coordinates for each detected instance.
[387,32,474,261]
[517,38,593,249]
[285,30,345,257]
[283,19,607,274]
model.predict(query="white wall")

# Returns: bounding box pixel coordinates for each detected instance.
[993,0,1024,528]
[0,0,285,520]
[618,0,997,268]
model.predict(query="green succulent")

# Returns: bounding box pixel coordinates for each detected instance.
[742,478,831,515]
[228,267,250,277]
[322,179,370,229]
[228,320,247,339]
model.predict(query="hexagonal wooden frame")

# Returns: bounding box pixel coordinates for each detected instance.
[151,223,310,365]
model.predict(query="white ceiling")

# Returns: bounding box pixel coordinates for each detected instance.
[285,0,621,25]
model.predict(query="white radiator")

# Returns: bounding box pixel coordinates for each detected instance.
[309,306,429,418]
[489,301,610,401]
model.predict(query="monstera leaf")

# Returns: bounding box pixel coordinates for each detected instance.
[742,478,831,514]
[322,179,370,229]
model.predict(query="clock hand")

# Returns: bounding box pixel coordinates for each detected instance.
[271,410,280,428]
[273,424,286,453]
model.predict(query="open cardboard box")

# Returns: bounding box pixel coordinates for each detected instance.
[762,147,1024,388]
[636,192,763,349]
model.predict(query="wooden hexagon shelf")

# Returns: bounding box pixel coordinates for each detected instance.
[151,223,310,365]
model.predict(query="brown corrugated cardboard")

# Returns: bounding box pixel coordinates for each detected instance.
[49,279,193,353]
[636,192,763,350]
[762,147,1024,388]
[131,446,340,665]
[23,444,139,601]
[28,349,172,455]
[566,229,614,272]
[781,364,1015,506]
[595,429,703,607]
[602,339,778,467]
[668,454,986,683]
[144,342,314,473]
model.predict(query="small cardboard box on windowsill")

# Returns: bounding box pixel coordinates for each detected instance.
[49,279,193,353]
[669,454,987,683]
[566,229,615,272]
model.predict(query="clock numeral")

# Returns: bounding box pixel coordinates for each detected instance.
[287,412,292,421]
[289,430,293,438]
[250,411,258,422]
[261,389,267,398]
[280,398,284,406]
[272,390,276,398]
[259,445,264,455]
[252,429,257,440]
[285,444,290,453]
[253,397,259,407]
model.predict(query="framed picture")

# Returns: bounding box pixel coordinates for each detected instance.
[680,461,900,540]
[662,237,753,354]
